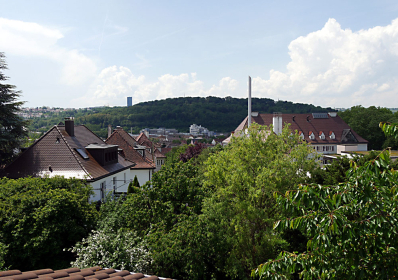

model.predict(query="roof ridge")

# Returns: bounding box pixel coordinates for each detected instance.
[3,126,59,169]
[80,124,105,143]
[54,126,93,180]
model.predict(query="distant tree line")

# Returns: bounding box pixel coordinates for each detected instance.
[27,96,334,138]
[339,105,398,150]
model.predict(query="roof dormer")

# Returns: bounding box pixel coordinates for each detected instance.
[329,131,335,140]
[298,131,304,139]
[85,143,118,166]
[134,144,147,158]
[309,131,315,140]
[319,131,325,140]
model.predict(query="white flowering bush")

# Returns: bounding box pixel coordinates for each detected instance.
[69,229,152,273]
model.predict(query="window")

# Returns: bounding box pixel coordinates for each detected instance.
[329,131,335,140]
[319,132,325,140]
[309,132,315,140]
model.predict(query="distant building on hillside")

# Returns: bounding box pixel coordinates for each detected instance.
[127,97,132,107]
[189,124,213,136]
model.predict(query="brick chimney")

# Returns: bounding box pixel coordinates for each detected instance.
[65,117,74,137]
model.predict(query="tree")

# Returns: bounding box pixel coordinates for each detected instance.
[127,175,140,194]
[202,123,317,279]
[0,176,98,270]
[0,53,28,165]
[252,124,398,279]
[339,106,397,150]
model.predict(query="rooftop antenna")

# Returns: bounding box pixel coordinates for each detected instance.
[248,76,252,128]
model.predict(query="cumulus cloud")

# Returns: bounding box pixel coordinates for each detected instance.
[74,66,240,106]
[0,18,97,86]
[253,18,398,107]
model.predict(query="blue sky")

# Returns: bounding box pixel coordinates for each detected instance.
[1,0,398,108]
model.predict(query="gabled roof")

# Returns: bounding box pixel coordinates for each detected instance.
[106,128,155,169]
[136,132,153,148]
[235,113,368,144]
[135,132,166,159]
[4,125,135,181]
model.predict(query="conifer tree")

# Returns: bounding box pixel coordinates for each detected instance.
[0,53,28,165]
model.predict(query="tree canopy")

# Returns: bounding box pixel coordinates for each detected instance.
[0,177,97,270]
[0,52,28,164]
[339,106,398,150]
[252,123,398,279]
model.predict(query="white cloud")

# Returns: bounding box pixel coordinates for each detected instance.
[253,18,398,107]
[0,18,97,86]
[75,67,240,107]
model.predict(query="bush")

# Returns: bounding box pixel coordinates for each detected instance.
[69,229,152,273]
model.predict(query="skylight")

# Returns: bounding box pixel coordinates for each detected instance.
[75,148,89,160]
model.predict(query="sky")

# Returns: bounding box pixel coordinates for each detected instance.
[1,0,398,109]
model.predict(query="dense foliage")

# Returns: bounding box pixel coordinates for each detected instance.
[339,105,398,150]
[0,177,97,270]
[67,126,316,280]
[252,124,398,279]
[201,124,317,279]
[28,96,334,138]
[0,53,28,164]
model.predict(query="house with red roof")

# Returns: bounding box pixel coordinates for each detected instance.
[134,131,166,171]
[233,112,368,161]
[3,118,136,201]
[105,127,157,186]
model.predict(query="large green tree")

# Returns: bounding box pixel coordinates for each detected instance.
[0,53,28,165]
[253,124,398,279]
[339,106,397,150]
[202,123,317,279]
[0,176,98,270]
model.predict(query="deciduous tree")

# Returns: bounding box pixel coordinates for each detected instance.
[202,123,317,279]
[0,177,97,270]
[253,124,398,279]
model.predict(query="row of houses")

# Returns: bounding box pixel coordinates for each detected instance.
[3,118,166,201]
[2,111,368,201]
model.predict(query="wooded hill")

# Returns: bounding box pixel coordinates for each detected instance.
[28,96,335,138]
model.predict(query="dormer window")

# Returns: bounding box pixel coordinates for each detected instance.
[319,131,325,140]
[329,131,335,140]
[86,143,118,166]
[298,131,304,139]
[309,131,315,140]
[134,144,146,157]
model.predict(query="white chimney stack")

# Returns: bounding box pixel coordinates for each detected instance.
[248,76,252,128]
[273,112,282,135]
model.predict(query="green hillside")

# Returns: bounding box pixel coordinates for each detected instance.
[28,96,335,138]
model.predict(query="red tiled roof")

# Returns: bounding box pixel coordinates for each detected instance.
[135,133,153,149]
[154,148,165,158]
[0,267,173,280]
[4,125,135,181]
[106,129,155,170]
[159,148,172,154]
[235,113,368,144]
